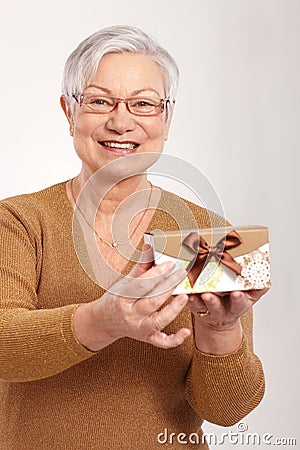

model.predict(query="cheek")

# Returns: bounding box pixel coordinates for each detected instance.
[72,118,99,158]
[143,118,169,142]
[73,110,103,137]
[73,117,94,137]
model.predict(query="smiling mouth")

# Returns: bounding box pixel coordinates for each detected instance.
[99,141,139,151]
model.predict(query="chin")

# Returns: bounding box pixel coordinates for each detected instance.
[94,151,162,183]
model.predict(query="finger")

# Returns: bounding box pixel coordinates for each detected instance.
[245,288,269,302]
[186,294,207,312]
[228,291,250,314]
[146,268,187,298]
[116,260,176,300]
[198,292,225,315]
[146,294,189,334]
[188,293,210,305]
[134,268,187,315]
[147,327,191,349]
[203,291,242,307]
[202,291,248,317]
[129,244,154,278]
[187,294,200,302]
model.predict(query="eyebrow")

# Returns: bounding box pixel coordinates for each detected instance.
[85,84,162,97]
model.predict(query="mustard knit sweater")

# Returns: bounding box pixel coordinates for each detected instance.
[0,181,265,450]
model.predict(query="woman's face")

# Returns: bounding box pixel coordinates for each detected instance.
[62,53,173,178]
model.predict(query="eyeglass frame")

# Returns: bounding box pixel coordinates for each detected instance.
[72,93,174,117]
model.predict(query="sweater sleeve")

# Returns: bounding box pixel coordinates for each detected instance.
[184,308,265,426]
[0,202,94,382]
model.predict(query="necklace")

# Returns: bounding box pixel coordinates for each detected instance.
[69,178,153,250]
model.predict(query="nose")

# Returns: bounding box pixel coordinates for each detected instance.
[106,102,137,134]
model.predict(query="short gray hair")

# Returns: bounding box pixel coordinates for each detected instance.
[61,25,179,106]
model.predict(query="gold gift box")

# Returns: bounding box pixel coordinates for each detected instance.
[144,226,271,294]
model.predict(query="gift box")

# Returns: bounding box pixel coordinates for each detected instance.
[144,226,271,294]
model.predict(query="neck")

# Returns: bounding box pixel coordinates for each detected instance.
[73,172,150,216]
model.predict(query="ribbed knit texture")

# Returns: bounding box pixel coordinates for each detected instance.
[0,182,265,449]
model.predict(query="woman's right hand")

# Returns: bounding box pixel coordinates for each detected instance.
[73,245,191,351]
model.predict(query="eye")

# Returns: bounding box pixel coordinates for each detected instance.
[129,98,160,115]
[83,95,115,108]
[89,97,114,106]
[91,98,106,105]
[133,99,156,108]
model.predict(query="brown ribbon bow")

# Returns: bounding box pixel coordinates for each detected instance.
[182,230,243,287]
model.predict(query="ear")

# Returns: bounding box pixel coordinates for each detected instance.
[60,95,74,136]
[164,102,175,141]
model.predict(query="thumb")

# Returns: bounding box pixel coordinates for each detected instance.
[129,244,154,278]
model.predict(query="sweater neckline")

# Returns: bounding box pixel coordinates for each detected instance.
[60,178,169,239]
[59,179,168,279]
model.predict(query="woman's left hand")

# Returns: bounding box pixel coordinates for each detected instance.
[187,289,269,354]
[187,289,268,329]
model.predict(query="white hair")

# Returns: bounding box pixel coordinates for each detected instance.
[61,25,179,107]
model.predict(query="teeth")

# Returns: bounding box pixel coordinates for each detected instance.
[102,141,137,150]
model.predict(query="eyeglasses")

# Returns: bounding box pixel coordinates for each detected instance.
[72,93,173,116]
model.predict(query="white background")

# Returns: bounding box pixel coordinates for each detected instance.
[1,1,299,448]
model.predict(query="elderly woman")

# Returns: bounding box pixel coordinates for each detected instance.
[0,25,266,449]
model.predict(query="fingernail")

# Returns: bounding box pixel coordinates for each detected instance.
[178,294,188,304]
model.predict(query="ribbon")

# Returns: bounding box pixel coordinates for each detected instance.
[182,230,243,287]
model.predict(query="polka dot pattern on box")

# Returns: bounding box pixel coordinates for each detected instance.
[238,250,271,289]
